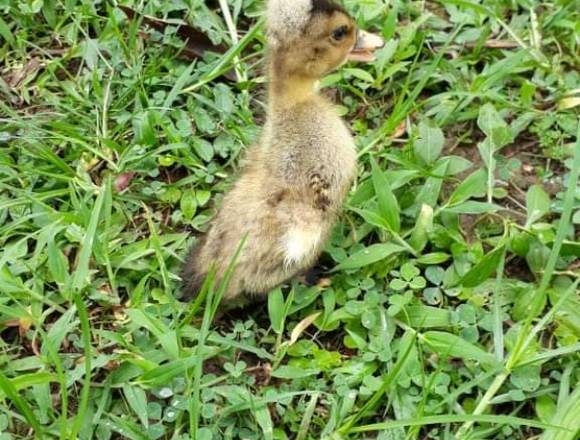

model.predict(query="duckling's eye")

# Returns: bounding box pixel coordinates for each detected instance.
[332,25,348,41]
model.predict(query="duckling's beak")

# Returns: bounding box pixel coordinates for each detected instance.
[348,30,385,62]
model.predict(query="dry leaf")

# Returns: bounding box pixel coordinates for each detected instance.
[481,40,519,49]
[18,316,32,336]
[289,312,321,346]
[390,120,407,139]
[558,96,580,110]
[114,172,135,192]
[6,57,42,88]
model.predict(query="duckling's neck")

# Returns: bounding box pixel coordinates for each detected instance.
[269,56,317,109]
[268,71,318,109]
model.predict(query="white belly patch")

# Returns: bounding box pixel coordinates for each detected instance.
[283,227,322,268]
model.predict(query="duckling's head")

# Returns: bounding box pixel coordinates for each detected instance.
[266,0,384,80]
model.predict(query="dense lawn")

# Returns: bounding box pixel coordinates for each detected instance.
[0,0,579,439]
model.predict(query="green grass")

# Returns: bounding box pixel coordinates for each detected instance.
[0,0,579,439]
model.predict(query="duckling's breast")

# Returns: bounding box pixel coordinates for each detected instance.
[266,98,358,201]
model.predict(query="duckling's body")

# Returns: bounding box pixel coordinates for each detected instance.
[182,0,383,301]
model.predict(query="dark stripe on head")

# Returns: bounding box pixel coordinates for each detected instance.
[311,0,346,15]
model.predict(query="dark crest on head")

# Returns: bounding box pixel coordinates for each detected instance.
[311,0,346,15]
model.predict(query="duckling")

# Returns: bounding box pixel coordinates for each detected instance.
[182,0,384,302]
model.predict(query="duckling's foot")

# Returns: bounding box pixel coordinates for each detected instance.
[297,266,330,287]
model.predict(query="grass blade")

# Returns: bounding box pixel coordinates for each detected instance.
[70,292,93,439]
[71,181,108,293]
[349,414,568,433]
[541,385,580,440]
[189,237,246,436]
[0,371,44,437]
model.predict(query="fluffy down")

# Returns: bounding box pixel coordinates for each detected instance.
[266,0,312,46]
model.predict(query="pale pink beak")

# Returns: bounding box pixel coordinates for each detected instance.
[348,30,385,62]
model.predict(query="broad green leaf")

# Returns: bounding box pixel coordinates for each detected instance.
[333,243,406,271]
[193,138,214,162]
[478,103,506,136]
[445,156,473,176]
[268,288,285,335]
[380,61,410,82]
[370,158,400,232]
[0,15,14,45]
[459,245,505,288]
[385,170,420,189]
[47,237,69,285]
[415,160,448,208]
[344,67,374,83]
[123,386,149,429]
[180,189,197,220]
[126,308,168,337]
[376,38,398,72]
[399,306,452,328]
[193,108,216,133]
[382,5,398,40]
[417,253,450,265]
[448,169,487,205]
[422,331,497,367]
[197,428,213,440]
[477,103,512,148]
[254,404,274,440]
[271,366,320,379]
[526,241,551,273]
[536,395,557,424]
[526,185,551,226]
[513,287,546,321]
[43,307,77,356]
[477,138,495,169]
[409,204,433,252]
[350,207,390,231]
[158,331,180,360]
[414,120,445,165]
[132,111,156,146]
[196,190,211,206]
[443,201,501,214]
